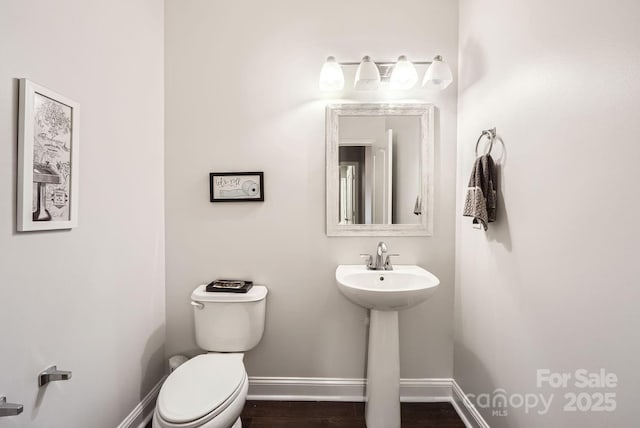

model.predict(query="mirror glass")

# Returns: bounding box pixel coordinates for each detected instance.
[326,103,434,236]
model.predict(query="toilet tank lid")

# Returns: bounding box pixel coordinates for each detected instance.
[191,284,268,303]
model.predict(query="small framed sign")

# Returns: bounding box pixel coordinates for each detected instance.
[210,172,264,202]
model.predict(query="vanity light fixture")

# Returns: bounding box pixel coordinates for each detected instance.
[422,55,453,91]
[354,56,381,90]
[389,55,418,90]
[319,56,345,91]
[319,54,452,92]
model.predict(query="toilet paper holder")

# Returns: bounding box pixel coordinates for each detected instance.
[0,396,23,417]
[38,365,72,387]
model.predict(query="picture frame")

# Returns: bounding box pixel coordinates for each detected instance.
[209,172,264,202]
[17,79,80,231]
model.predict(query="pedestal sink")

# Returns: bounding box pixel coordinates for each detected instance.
[335,265,440,428]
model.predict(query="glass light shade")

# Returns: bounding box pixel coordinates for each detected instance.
[319,56,344,91]
[422,56,453,91]
[390,55,418,90]
[354,56,380,90]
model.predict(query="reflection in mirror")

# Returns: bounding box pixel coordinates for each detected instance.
[339,159,362,224]
[339,116,421,225]
[326,104,434,236]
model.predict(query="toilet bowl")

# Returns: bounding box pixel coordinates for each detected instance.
[153,354,248,428]
[153,285,268,428]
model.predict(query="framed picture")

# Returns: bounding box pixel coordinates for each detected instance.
[17,79,80,231]
[210,172,264,202]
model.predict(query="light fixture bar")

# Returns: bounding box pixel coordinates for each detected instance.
[319,55,452,91]
[336,60,434,66]
[336,59,437,83]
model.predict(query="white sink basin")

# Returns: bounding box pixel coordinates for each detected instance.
[335,265,440,311]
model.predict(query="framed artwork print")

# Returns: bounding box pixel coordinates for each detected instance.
[210,172,264,202]
[17,79,80,231]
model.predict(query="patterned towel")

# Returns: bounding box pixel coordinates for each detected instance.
[463,154,497,230]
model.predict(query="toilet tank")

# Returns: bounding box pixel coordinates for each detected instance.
[191,284,268,352]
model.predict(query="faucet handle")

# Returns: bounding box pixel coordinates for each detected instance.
[359,254,374,268]
[384,254,400,270]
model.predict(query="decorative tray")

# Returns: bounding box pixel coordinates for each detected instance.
[205,279,253,293]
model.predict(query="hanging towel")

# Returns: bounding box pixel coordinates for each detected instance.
[463,154,497,230]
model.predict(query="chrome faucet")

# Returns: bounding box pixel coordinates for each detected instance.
[375,241,388,269]
[360,241,399,271]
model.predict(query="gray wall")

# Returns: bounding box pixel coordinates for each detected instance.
[165,0,459,379]
[455,0,640,426]
[0,0,165,426]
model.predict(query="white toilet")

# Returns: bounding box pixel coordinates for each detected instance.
[153,284,268,428]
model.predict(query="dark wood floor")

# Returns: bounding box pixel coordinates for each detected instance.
[242,401,465,428]
[148,401,465,427]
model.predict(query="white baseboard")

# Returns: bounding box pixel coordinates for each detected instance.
[247,376,452,403]
[248,376,367,402]
[399,378,453,403]
[117,375,167,428]
[451,379,491,428]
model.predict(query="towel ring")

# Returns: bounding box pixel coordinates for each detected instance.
[475,128,497,156]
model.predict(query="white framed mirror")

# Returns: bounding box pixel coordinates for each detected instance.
[326,103,435,236]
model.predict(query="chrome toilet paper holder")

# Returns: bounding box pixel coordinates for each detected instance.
[38,365,72,387]
[0,396,23,417]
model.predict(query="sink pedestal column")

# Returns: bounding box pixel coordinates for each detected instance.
[365,309,400,428]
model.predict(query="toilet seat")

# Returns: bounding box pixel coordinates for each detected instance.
[156,353,247,427]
